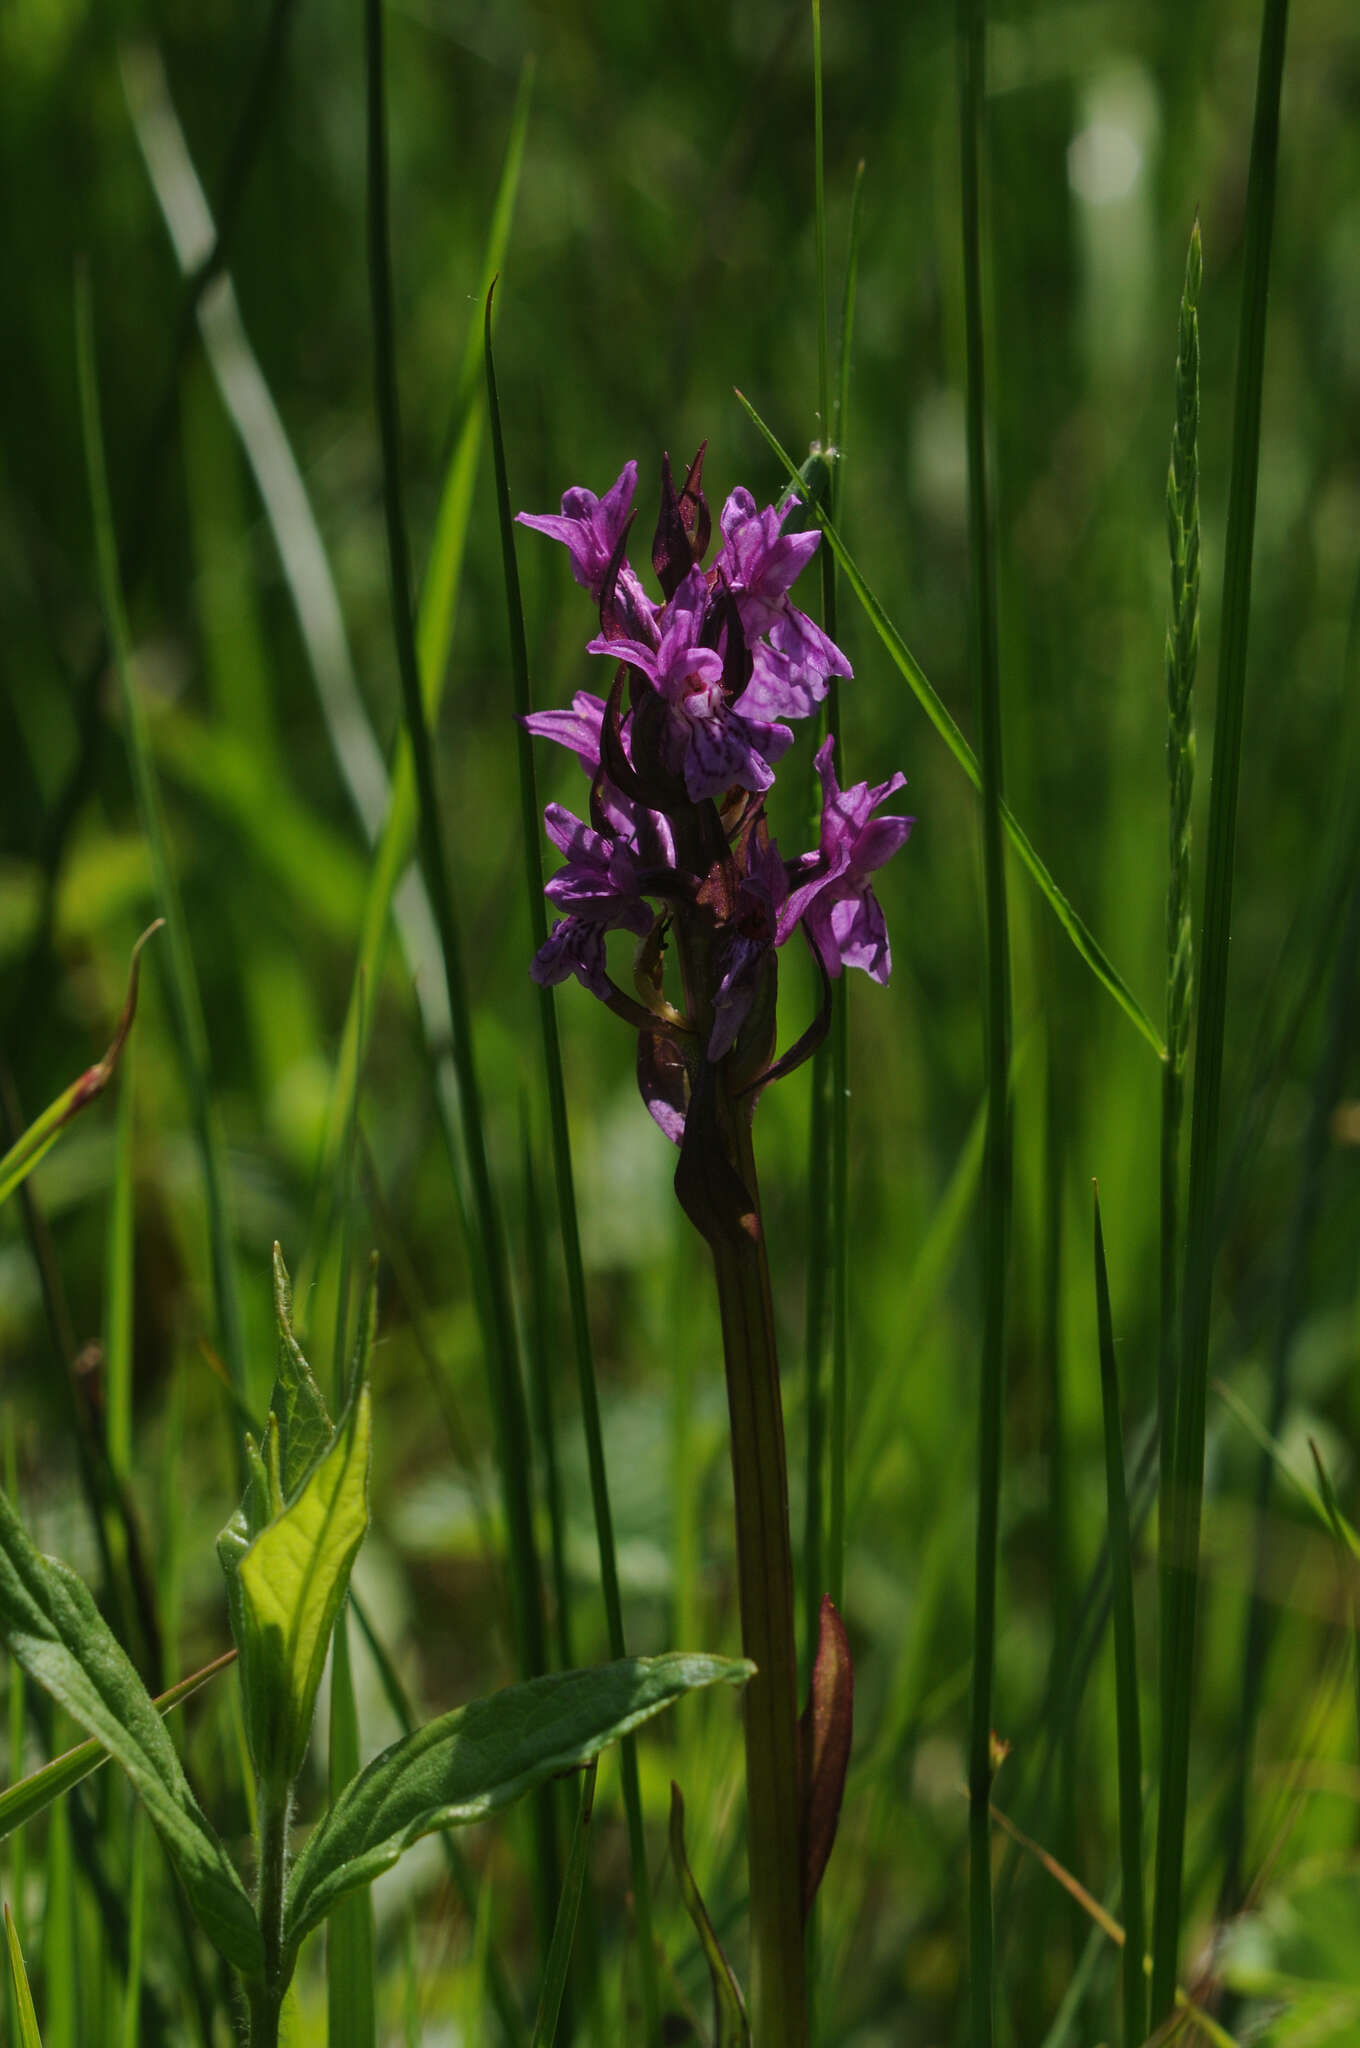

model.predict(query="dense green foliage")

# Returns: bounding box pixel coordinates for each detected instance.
[2,0,1358,2040]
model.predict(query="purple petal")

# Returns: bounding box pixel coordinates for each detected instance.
[521,692,606,772]
[530,918,609,997]
[682,709,776,804]
[826,888,892,982]
[516,460,639,600]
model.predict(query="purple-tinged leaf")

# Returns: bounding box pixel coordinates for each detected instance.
[800,1596,853,1916]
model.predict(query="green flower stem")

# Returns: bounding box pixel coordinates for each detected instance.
[247,1784,290,2048]
[708,1083,807,2048]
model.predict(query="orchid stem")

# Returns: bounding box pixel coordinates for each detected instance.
[708,1078,807,2048]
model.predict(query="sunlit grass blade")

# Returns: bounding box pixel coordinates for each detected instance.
[957,2,1014,2040]
[75,278,249,1429]
[5,1904,43,2048]
[531,1760,597,2048]
[485,287,660,2040]
[0,923,159,1210]
[1092,1188,1146,2048]
[734,392,1164,1061]
[0,1652,236,1843]
[1151,0,1292,2022]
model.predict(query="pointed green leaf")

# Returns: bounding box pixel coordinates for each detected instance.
[0,1488,262,1976]
[236,1383,372,1788]
[284,1653,752,1957]
[268,1245,332,1497]
[5,1904,43,2048]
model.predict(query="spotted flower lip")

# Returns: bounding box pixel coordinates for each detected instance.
[779,738,913,983]
[715,486,852,723]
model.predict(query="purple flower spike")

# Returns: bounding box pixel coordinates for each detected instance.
[591,566,792,803]
[780,739,912,982]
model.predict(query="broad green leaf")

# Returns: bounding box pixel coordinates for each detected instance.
[284,1653,753,1956]
[5,1904,43,2048]
[670,1781,749,2047]
[0,922,160,1208]
[0,1649,235,1842]
[0,1486,262,1976]
[235,1381,371,1789]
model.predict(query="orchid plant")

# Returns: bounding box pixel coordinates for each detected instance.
[518,447,910,2045]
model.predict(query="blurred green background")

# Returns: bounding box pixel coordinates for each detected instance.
[2,0,1358,2040]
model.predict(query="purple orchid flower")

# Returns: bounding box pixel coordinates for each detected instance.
[516,461,657,643]
[530,803,655,998]
[780,738,912,982]
[709,831,789,1061]
[590,565,793,803]
[716,487,852,723]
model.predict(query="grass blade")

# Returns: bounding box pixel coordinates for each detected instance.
[1158,216,1201,1609]
[0,924,158,1210]
[530,1761,597,2048]
[5,1903,44,2048]
[956,2,1014,2040]
[327,1609,376,2048]
[1092,1189,1146,2048]
[485,290,660,2039]
[734,392,1164,1061]
[1151,0,1292,2021]
[75,277,249,1430]
[363,0,557,1984]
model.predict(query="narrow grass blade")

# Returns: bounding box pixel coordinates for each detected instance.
[1151,0,1293,2021]
[364,0,544,1683]
[531,1760,597,2048]
[1221,865,1360,1911]
[103,988,137,1491]
[485,291,660,2038]
[1092,1189,1147,2048]
[5,1904,43,2048]
[327,1609,376,2048]
[734,393,1164,1061]
[75,278,249,1426]
[364,6,559,1985]
[669,1782,749,2048]
[1158,218,1202,1620]
[0,1651,236,1843]
[521,1126,574,1672]
[957,3,1014,2040]
[119,1804,147,2048]
[0,923,159,1209]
